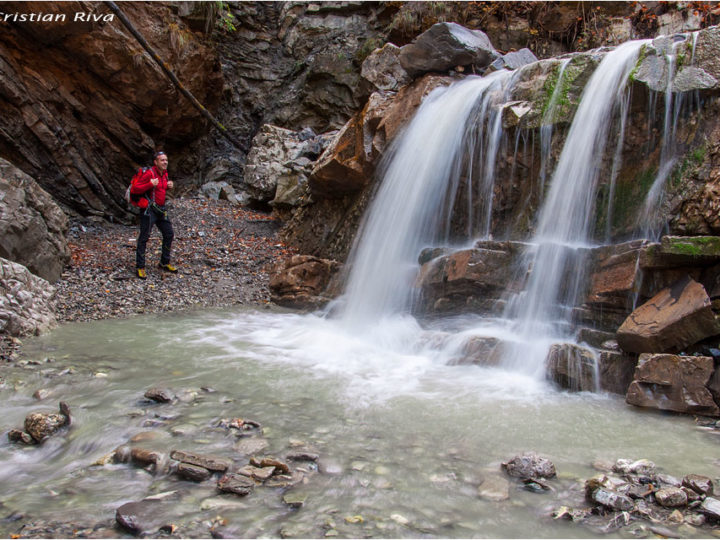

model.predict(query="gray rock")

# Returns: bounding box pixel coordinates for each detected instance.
[700,497,720,520]
[200,181,234,201]
[361,43,411,91]
[115,500,165,535]
[673,66,718,92]
[489,48,538,72]
[614,458,656,476]
[234,437,270,456]
[545,343,597,392]
[282,492,307,508]
[0,257,57,338]
[0,159,70,283]
[217,472,255,496]
[170,450,232,472]
[655,487,688,507]
[502,452,556,479]
[592,487,635,511]
[478,474,510,501]
[683,474,714,496]
[399,22,499,77]
[286,450,320,462]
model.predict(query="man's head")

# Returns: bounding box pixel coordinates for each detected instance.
[154,151,168,172]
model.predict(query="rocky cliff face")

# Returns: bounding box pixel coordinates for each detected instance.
[0,1,222,218]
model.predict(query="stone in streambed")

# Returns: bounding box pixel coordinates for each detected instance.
[115,499,166,535]
[655,487,688,508]
[477,474,510,501]
[683,474,714,496]
[144,387,175,403]
[700,497,720,520]
[22,401,71,443]
[282,492,307,508]
[217,472,255,496]
[170,450,232,472]
[250,456,290,475]
[502,452,556,479]
[591,487,635,511]
[177,462,212,482]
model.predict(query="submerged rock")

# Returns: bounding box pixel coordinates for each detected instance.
[177,463,212,482]
[170,450,232,472]
[477,474,510,501]
[144,387,175,403]
[116,499,166,535]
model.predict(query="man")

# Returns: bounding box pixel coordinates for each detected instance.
[131,151,177,279]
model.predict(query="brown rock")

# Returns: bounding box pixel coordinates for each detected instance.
[250,456,291,475]
[309,75,452,199]
[217,472,255,496]
[655,487,688,507]
[170,450,232,472]
[625,354,720,416]
[177,463,212,482]
[545,343,597,392]
[683,474,714,496]
[597,350,637,395]
[502,452,556,480]
[269,255,342,309]
[130,448,164,467]
[586,241,644,309]
[616,277,720,353]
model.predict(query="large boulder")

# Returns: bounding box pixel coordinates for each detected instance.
[244,124,334,210]
[626,353,720,416]
[545,343,597,392]
[0,159,69,282]
[585,241,644,310]
[0,257,57,337]
[269,255,342,310]
[361,43,411,92]
[616,276,720,354]
[398,22,499,77]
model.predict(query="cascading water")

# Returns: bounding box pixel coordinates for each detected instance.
[339,70,513,327]
[500,40,651,375]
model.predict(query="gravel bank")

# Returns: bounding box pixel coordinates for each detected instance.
[55,197,293,323]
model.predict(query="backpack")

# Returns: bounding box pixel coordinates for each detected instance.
[124,166,150,207]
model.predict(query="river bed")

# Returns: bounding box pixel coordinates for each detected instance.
[1,307,718,538]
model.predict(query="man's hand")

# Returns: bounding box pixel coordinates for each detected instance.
[150,177,159,187]
[167,180,174,189]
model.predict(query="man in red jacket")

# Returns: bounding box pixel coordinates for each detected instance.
[130,151,177,279]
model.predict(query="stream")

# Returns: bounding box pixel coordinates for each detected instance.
[1,307,719,538]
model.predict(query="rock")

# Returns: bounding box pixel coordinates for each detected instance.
[399,22,499,77]
[286,450,320,462]
[144,387,175,403]
[115,499,165,535]
[282,492,307,508]
[655,487,688,507]
[250,456,291,475]
[0,160,69,282]
[591,487,635,511]
[269,254,342,309]
[0,257,57,338]
[200,181,237,202]
[361,43,411,91]
[8,429,33,445]
[641,237,720,268]
[544,343,597,392]
[23,402,71,443]
[217,472,255,496]
[673,66,718,92]
[489,48,538,72]
[683,474,714,496]
[416,244,522,314]
[613,458,656,476]
[177,462,212,482]
[502,452,556,480]
[477,474,510,501]
[450,336,501,366]
[170,450,232,472]
[700,497,720,520]
[617,277,720,354]
[625,354,720,416]
[597,350,638,395]
[586,240,644,310]
[244,124,334,209]
[130,448,165,468]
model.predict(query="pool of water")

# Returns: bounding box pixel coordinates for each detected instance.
[1,307,717,538]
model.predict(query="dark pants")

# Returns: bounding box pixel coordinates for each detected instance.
[136,206,174,269]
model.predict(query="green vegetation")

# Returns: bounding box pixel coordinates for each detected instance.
[663,236,720,256]
[216,1,236,33]
[356,37,387,63]
[628,44,649,82]
[670,143,707,187]
[603,167,657,233]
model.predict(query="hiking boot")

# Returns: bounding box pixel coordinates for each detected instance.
[158,263,178,273]
[136,268,147,280]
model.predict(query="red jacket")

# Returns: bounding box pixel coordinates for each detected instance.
[130,166,170,208]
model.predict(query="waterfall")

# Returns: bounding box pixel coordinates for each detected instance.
[339,70,513,327]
